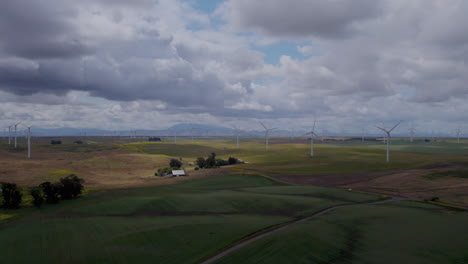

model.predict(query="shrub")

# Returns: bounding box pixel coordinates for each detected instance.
[194,167,199,170]
[157,167,172,176]
[228,157,239,165]
[206,152,216,168]
[216,159,229,166]
[169,158,182,168]
[1,183,22,209]
[59,174,84,199]
[40,182,62,204]
[196,157,206,168]
[431,197,440,202]
[30,188,44,208]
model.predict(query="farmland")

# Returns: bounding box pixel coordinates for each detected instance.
[0,175,380,263]
[0,136,467,263]
[216,201,468,264]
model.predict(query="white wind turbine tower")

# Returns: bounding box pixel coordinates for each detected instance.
[13,121,22,149]
[408,123,416,143]
[23,125,32,159]
[7,125,13,145]
[304,120,318,157]
[455,128,461,143]
[189,124,199,144]
[259,121,277,151]
[290,128,295,141]
[231,125,245,149]
[375,121,401,163]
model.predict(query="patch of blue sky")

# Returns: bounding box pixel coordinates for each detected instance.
[192,0,224,14]
[252,41,313,65]
[397,85,416,98]
[252,77,284,86]
[187,0,226,30]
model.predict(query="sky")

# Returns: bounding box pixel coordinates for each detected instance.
[1,0,468,135]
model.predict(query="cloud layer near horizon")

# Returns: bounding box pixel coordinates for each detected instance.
[1,0,467,133]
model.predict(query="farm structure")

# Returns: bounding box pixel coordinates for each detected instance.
[172,169,186,176]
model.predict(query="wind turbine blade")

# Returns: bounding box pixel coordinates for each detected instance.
[389,121,401,132]
[375,126,387,132]
[303,132,312,136]
[312,120,316,132]
[259,121,267,130]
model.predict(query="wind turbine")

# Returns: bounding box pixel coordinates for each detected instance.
[189,124,199,144]
[408,123,416,143]
[23,125,32,159]
[455,128,461,143]
[375,121,401,163]
[14,121,22,149]
[304,120,318,157]
[231,125,245,149]
[259,121,277,151]
[290,128,295,141]
[7,125,13,145]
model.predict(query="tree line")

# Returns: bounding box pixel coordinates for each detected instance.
[1,174,85,209]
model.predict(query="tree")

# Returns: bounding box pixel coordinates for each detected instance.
[40,182,62,204]
[206,152,216,168]
[196,157,206,168]
[169,158,182,169]
[59,174,85,199]
[216,159,229,166]
[228,157,239,165]
[1,183,22,209]
[30,188,44,208]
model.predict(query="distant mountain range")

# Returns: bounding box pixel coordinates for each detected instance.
[0,124,264,137]
[0,123,443,137]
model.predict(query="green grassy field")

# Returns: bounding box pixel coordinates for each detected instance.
[128,138,468,176]
[0,174,380,263]
[1,137,468,263]
[217,201,468,264]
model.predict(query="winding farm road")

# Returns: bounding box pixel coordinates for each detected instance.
[199,196,414,264]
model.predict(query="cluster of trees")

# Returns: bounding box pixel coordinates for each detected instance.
[155,158,183,176]
[195,153,242,169]
[1,183,22,209]
[32,174,85,207]
[1,175,84,209]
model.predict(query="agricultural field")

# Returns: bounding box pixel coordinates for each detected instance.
[216,201,468,264]
[1,136,468,206]
[0,175,381,263]
[0,136,467,263]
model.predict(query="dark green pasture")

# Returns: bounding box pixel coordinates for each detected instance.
[217,201,468,264]
[0,174,378,263]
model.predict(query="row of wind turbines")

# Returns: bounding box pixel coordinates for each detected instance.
[5,121,33,159]
[243,120,461,163]
[2,120,464,163]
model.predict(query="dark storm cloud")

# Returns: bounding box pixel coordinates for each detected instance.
[0,0,92,59]
[0,0,228,110]
[220,0,383,39]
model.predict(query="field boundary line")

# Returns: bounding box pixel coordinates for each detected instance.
[198,196,412,264]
